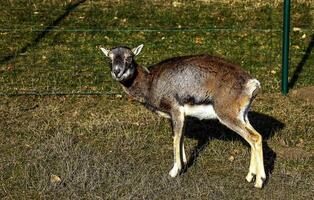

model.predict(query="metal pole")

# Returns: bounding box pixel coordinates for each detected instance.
[282,0,291,95]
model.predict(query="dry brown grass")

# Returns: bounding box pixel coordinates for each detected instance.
[0,91,313,199]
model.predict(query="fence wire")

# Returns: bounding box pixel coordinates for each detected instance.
[0,0,313,96]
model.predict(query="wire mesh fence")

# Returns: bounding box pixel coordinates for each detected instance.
[0,0,313,96]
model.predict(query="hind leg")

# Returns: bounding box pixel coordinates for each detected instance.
[245,122,266,188]
[246,146,257,183]
[217,116,265,188]
[243,113,257,182]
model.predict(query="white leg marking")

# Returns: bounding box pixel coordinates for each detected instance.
[218,116,265,188]
[246,148,257,183]
[246,123,266,188]
[169,163,180,177]
[169,107,184,178]
[254,142,266,188]
[182,142,187,164]
[173,133,182,176]
[243,116,265,187]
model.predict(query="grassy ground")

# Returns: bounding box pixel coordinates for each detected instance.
[0,0,313,199]
[0,0,313,93]
[0,93,313,199]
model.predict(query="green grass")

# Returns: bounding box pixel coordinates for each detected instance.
[0,0,313,94]
[0,0,313,199]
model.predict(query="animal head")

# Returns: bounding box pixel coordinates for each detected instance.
[100,44,144,82]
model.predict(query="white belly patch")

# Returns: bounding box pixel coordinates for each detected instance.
[183,104,217,120]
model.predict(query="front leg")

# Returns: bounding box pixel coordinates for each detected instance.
[169,107,185,177]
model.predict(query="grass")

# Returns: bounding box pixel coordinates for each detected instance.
[0,0,313,94]
[0,94,313,199]
[0,0,313,199]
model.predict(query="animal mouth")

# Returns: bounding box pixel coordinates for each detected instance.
[111,71,126,81]
[111,67,134,82]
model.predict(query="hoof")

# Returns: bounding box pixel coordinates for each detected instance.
[183,157,187,165]
[169,164,181,177]
[254,177,266,189]
[246,173,256,183]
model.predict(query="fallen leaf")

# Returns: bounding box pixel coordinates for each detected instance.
[228,155,235,162]
[292,45,300,49]
[195,36,203,44]
[7,64,14,71]
[296,138,304,147]
[293,27,301,32]
[50,174,61,184]
[172,1,183,7]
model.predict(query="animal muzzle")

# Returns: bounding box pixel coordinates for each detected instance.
[112,66,124,78]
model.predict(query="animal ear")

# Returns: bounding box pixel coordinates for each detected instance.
[100,47,110,57]
[132,44,144,56]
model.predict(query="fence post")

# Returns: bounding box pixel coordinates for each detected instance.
[282,0,291,95]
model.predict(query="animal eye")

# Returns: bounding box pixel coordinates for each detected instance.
[126,56,132,62]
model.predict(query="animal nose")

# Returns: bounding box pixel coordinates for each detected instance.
[113,67,121,77]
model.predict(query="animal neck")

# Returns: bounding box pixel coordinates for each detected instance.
[120,64,151,103]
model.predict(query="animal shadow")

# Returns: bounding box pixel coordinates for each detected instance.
[183,111,284,178]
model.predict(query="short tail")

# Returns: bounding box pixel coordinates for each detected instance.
[246,79,261,98]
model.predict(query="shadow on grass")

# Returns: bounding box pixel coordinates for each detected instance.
[183,111,284,181]
[288,34,314,89]
[0,0,86,64]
